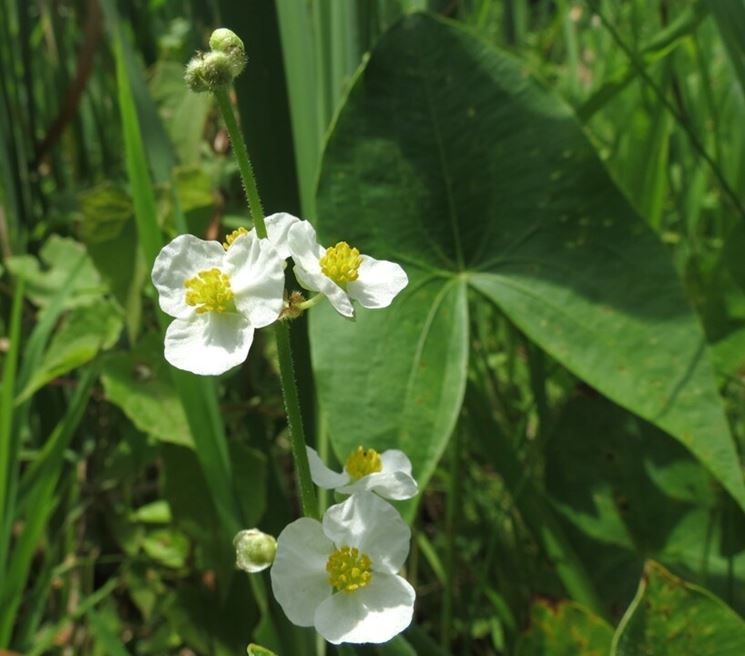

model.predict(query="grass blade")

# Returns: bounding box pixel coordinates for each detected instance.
[0,276,24,573]
[0,365,97,646]
[103,0,243,535]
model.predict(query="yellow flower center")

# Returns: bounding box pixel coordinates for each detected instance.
[223,227,249,250]
[345,446,383,481]
[319,241,362,285]
[184,268,234,314]
[326,545,373,594]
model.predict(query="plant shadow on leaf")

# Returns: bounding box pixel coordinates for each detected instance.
[545,394,745,617]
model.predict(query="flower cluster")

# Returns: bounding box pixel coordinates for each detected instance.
[269,445,418,645]
[151,212,408,375]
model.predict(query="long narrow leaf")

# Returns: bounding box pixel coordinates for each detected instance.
[0,276,24,576]
[104,0,242,535]
[0,365,97,646]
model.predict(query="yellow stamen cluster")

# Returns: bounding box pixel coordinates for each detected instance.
[326,545,373,594]
[223,227,249,250]
[319,241,362,285]
[345,446,383,481]
[184,268,234,314]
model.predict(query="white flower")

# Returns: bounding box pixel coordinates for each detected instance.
[270,492,415,644]
[253,213,408,318]
[151,231,285,375]
[307,446,418,501]
[225,212,298,260]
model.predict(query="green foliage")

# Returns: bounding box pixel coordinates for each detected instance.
[612,561,745,655]
[5,235,104,311]
[313,12,745,511]
[546,395,745,613]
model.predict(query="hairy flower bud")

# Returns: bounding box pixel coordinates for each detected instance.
[209,28,246,78]
[184,51,234,92]
[234,529,277,573]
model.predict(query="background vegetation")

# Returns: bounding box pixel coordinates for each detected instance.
[1,0,744,654]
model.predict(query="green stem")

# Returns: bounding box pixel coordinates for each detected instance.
[214,87,267,238]
[297,293,323,311]
[214,84,318,519]
[275,321,319,519]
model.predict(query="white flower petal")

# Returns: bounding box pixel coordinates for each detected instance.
[287,220,355,317]
[293,264,355,317]
[264,212,301,259]
[314,573,415,644]
[307,446,350,489]
[347,255,408,310]
[225,232,285,328]
[164,313,253,376]
[152,234,227,319]
[380,450,414,477]
[271,518,334,627]
[323,493,410,574]
[338,471,418,501]
[287,220,326,273]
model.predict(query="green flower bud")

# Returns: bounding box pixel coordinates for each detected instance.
[209,28,246,78]
[184,51,234,93]
[234,529,277,573]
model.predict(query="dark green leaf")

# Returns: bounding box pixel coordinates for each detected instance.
[546,395,745,614]
[310,273,468,498]
[313,13,745,510]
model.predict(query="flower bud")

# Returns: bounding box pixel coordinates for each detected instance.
[234,528,277,573]
[184,51,234,93]
[209,28,246,78]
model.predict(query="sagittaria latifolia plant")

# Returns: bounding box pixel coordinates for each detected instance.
[151,28,413,647]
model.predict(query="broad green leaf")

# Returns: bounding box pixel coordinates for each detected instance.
[546,395,745,614]
[5,235,105,311]
[310,273,468,494]
[515,600,613,656]
[312,13,745,510]
[17,298,123,401]
[612,561,745,655]
[100,335,192,448]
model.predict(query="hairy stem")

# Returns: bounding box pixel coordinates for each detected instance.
[214,84,318,519]
[214,87,267,238]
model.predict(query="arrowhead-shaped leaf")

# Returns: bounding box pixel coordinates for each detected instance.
[311,13,745,509]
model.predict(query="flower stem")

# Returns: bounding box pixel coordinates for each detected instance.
[297,293,323,311]
[214,84,319,520]
[213,87,267,238]
[274,321,319,519]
